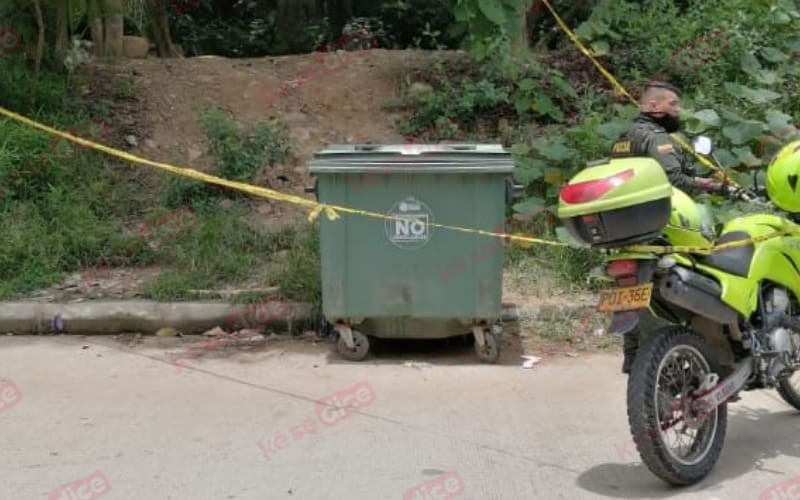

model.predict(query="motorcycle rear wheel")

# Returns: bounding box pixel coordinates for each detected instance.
[627,326,727,486]
[777,372,800,410]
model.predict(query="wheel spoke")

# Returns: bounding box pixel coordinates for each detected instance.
[653,344,717,466]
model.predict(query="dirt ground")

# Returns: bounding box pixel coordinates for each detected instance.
[120,49,463,213]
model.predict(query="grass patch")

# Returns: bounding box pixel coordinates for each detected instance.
[140,202,320,303]
[270,223,321,304]
[142,202,281,300]
[505,244,605,296]
[111,76,136,100]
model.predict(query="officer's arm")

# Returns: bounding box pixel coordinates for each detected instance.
[645,133,703,194]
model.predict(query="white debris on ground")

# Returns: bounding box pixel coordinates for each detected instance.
[521,355,542,369]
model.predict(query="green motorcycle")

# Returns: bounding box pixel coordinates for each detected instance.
[557,138,800,485]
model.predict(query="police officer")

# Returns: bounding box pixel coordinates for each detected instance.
[612,81,729,374]
[612,81,725,196]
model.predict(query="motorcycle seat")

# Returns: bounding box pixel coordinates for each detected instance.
[700,231,754,277]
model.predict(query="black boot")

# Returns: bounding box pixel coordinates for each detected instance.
[622,328,639,374]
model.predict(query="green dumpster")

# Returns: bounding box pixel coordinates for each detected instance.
[308,144,518,362]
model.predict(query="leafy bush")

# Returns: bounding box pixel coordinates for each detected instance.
[200,108,291,182]
[574,0,800,183]
[480,0,800,224]
[0,55,71,114]
[343,17,392,48]
[170,2,282,57]
[450,0,530,58]
[380,0,458,49]
[167,108,292,208]
[404,49,578,135]
[168,0,460,56]
[405,0,799,286]
[508,103,636,215]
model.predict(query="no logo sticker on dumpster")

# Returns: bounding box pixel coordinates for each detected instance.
[386,196,433,250]
[385,197,434,249]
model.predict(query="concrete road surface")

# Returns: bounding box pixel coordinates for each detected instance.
[1,334,798,500]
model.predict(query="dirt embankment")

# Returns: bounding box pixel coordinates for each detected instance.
[32,49,605,347]
[122,50,464,207]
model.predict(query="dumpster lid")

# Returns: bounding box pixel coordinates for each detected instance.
[309,143,514,174]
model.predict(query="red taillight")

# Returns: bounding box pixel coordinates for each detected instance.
[559,169,635,204]
[607,259,639,278]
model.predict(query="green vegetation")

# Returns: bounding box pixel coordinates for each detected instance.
[4,0,800,301]
[143,206,297,301]
[271,224,322,305]
[169,0,461,57]
[165,108,291,208]
[0,51,313,301]
[399,0,800,285]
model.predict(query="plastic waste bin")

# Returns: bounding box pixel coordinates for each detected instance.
[308,143,519,362]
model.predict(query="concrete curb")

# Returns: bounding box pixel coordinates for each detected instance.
[0,301,599,335]
[0,301,315,335]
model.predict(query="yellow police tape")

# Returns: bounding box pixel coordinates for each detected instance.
[0,105,793,257]
[0,106,569,249]
[625,225,799,256]
[539,0,737,187]
[536,0,800,255]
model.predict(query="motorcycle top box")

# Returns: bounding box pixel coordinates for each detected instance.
[557,157,673,248]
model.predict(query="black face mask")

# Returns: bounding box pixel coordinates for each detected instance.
[646,112,681,133]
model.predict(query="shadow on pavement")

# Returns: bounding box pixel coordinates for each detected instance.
[575,405,800,498]
[323,331,526,366]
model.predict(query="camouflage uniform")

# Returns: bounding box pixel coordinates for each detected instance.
[611,114,705,195]
[611,113,705,373]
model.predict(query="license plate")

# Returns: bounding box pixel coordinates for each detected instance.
[597,283,653,312]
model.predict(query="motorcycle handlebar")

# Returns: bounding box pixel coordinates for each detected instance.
[724,185,768,205]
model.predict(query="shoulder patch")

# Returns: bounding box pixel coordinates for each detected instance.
[612,140,631,154]
[657,143,674,153]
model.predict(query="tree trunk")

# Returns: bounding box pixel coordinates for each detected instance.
[511,1,532,53]
[55,0,69,60]
[104,0,124,58]
[29,0,45,106]
[88,0,105,56]
[145,0,182,57]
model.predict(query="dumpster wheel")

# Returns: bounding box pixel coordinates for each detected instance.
[335,325,370,361]
[473,326,500,364]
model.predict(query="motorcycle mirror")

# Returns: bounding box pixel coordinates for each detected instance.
[693,136,713,155]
